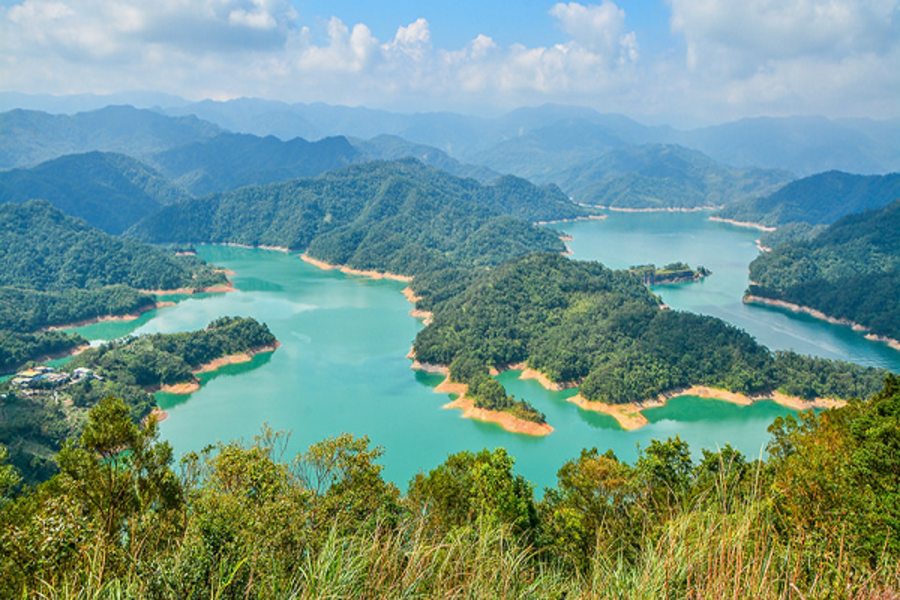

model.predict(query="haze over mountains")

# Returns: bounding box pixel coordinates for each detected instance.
[4,93,899,178]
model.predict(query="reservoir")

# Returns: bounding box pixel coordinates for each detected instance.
[67,212,900,492]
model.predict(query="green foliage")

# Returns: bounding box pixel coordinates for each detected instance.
[408,447,538,537]
[748,199,900,340]
[630,262,710,285]
[3,380,900,598]
[128,159,572,276]
[0,200,227,293]
[0,317,276,487]
[0,151,185,234]
[0,285,155,333]
[0,329,86,373]
[767,374,900,563]
[717,170,900,227]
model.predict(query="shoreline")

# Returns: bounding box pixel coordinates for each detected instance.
[45,301,176,331]
[589,206,721,213]
[223,242,290,253]
[141,281,235,295]
[442,394,554,436]
[157,342,281,395]
[568,385,847,431]
[744,295,900,351]
[708,216,776,232]
[408,357,554,435]
[534,214,608,225]
[300,254,413,283]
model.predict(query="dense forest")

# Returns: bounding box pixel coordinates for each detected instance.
[748,199,900,340]
[0,151,185,234]
[128,159,579,276]
[0,200,230,370]
[0,330,86,374]
[413,253,887,406]
[716,171,900,228]
[1,375,897,598]
[0,317,276,485]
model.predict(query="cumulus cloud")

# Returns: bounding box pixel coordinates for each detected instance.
[669,0,899,72]
[0,0,896,121]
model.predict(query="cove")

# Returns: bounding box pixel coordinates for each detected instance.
[63,213,898,493]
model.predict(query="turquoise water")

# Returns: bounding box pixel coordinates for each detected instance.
[60,213,899,492]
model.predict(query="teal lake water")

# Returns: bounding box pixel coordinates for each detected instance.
[65,212,900,492]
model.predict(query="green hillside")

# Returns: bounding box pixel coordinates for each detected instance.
[128,159,583,276]
[149,132,361,196]
[412,253,885,405]
[0,201,229,371]
[748,199,900,340]
[717,171,900,228]
[557,144,792,209]
[0,151,186,234]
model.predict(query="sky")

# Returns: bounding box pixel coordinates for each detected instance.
[1,0,898,125]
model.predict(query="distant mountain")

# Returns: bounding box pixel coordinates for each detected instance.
[748,199,900,341]
[673,116,900,176]
[149,133,361,196]
[164,98,320,140]
[0,90,190,114]
[128,159,581,276]
[0,151,185,234]
[717,171,900,228]
[555,144,793,209]
[351,135,499,183]
[468,119,629,182]
[0,106,221,168]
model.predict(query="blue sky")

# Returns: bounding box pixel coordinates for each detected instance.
[1,0,897,125]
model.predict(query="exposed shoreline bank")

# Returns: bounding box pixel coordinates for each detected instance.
[568,385,846,431]
[45,301,177,331]
[535,214,608,225]
[589,206,721,213]
[157,342,281,395]
[744,295,900,352]
[408,354,553,436]
[300,254,413,283]
[708,216,776,232]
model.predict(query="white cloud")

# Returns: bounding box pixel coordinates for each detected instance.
[0,0,896,122]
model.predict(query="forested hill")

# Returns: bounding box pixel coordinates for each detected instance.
[350,134,500,183]
[149,133,361,196]
[0,200,223,293]
[412,253,886,405]
[716,171,900,228]
[128,159,583,276]
[0,106,221,169]
[0,151,186,234]
[748,199,900,341]
[554,144,793,210]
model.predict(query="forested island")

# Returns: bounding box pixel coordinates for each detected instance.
[410,253,887,429]
[747,199,900,343]
[0,317,277,485]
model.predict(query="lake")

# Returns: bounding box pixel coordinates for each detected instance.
[66,212,900,492]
